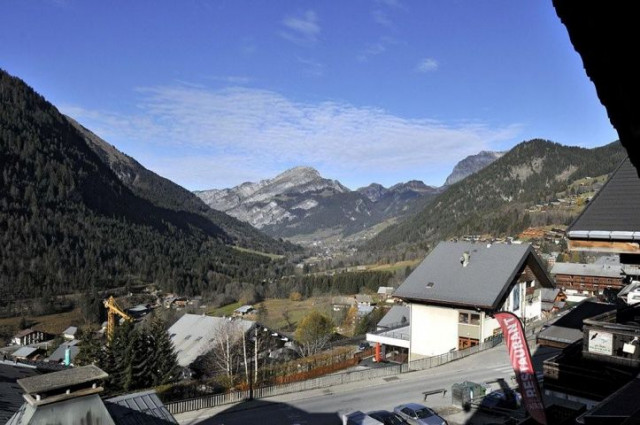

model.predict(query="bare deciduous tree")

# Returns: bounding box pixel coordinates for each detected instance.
[205,320,244,385]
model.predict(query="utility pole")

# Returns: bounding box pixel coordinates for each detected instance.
[254,325,259,384]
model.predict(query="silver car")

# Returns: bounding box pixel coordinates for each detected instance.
[393,403,447,425]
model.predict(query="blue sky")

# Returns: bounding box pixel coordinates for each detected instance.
[2,0,618,190]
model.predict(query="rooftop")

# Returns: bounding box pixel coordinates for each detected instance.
[17,364,108,395]
[568,157,640,239]
[0,363,39,423]
[551,262,624,278]
[62,326,77,335]
[106,390,177,425]
[376,305,409,329]
[13,328,39,338]
[537,301,616,347]
[168,314,255,367]
[234,305,254,314]
[11,347,39,359]
[394,241,554,310]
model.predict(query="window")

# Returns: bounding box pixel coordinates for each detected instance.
[512,286,520,311]
[459,312,480,325]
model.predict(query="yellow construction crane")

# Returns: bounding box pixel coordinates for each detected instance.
[103,296,133,341]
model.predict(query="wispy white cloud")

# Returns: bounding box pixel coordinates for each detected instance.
[296,57,325,77]
[372,9,393,27]
[416,57,439,72]
[207,75,253,85]
[357,37,396,62]
[62,85,521,189]
[279,10,320,46]
[375,0,403,7]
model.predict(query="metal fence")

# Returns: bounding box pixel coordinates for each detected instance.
[166,334,503,415]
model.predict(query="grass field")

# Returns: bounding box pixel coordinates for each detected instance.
[259,297,334,330]
[207,301,243,317]
[0,307,85,344]
[207,296,335,332]
[368,259,421,273]
[231,246,285,260]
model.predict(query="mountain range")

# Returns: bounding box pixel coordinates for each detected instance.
[1,66,628,305]
[367,139,626,253]
[195,150,503,243]
[195,168,441,242]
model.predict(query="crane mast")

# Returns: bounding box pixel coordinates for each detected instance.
[103,296,133,341]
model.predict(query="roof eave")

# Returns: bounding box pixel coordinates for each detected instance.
[395,295,494,313]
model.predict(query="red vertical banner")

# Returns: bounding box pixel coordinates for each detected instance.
[494,312,547,425]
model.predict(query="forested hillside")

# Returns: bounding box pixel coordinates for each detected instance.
[69,117,298,254]
[0,69,289,307]
[367,139,626,253]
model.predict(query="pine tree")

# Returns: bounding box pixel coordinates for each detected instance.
[150,319,179,385]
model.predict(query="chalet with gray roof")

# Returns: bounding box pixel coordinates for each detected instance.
[168,313,255,368]
[62,326,77,340]
[551,261,625,302]
[12,329,49,346]
[6,365,177,425]
[233,304,254,316]
[11,347,42,362]
[393,241,554,360]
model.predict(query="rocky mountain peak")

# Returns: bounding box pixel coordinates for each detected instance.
[275,166,321,180]
[444,151,505,186]
[357,183,388,202]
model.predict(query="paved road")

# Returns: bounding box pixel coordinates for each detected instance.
[176,344,558,425]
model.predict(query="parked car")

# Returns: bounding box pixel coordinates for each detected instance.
[368,410,409,425]
[343,410,384,425]
[393,403,447,425]
[359,341,371,351]
[479,389,522,411]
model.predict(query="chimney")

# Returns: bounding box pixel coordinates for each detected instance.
[461,251,470,267]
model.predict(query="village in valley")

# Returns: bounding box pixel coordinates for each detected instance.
[4,1,640,425]
[3,155,640,425]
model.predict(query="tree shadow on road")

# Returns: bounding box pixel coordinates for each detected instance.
[192,398,343,425]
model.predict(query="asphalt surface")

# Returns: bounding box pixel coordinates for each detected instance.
[175,343,559,425]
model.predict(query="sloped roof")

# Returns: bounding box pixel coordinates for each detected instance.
[0,364,39,423]
[568,157,640,239]
[17,364,107,394]
[551,262,624,278]
[357,305,375,316]
[106,390,177,425]
[538,301,616,347]
[394,241,554,311]
[63,326,77,336]
[355,294,374,304]
[234,305,253,314]
[13,329,39,339]
[168,314,254,367]
[541,288,561,303]
[376,306,409,329]
[377,286,395,295]
[6,393,115,425]
[11,347,39,359]
[46,341,80,363]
